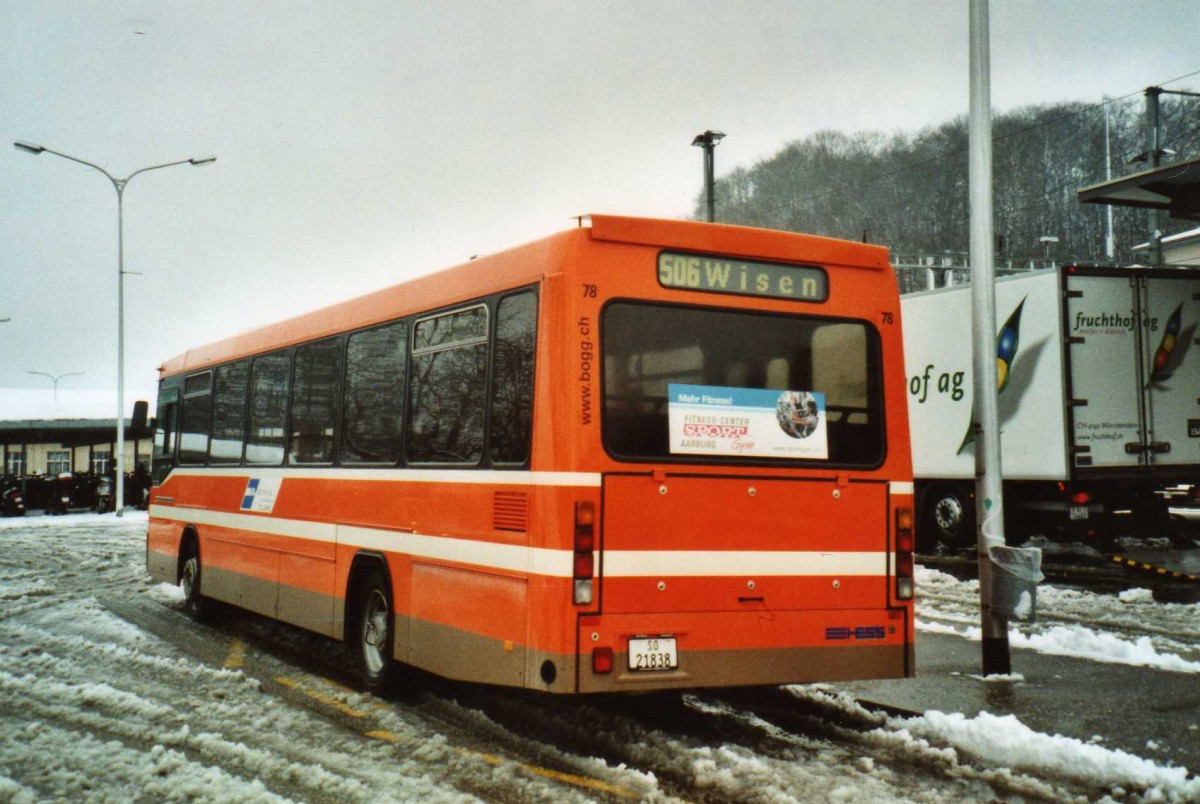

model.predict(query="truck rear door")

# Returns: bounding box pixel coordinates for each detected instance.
[1066,273,1145,469]
[1142,275,1200,467]
[1066,270,1200,469]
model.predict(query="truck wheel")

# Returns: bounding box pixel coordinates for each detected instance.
[922,484,974,550]
[354,569,397,694]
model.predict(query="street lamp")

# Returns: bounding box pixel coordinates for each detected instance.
[15,141,215,516]
[1038,235,1059,261]
[27,370,84,406]
[691,130,725,223]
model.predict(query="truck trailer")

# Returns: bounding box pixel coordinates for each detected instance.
[902,265,1200,551]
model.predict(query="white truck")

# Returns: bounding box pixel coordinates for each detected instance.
[902,265,1200,551]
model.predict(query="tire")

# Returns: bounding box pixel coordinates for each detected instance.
[180,548,210,623]
[354,568,397,694]
[921,483,975,550]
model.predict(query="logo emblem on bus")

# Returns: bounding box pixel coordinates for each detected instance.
[240,477,282,513]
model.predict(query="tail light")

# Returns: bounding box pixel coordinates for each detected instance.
[895,507,914,600]
[574,501,595,605]
[592,646,613,674]
[1071,491,1091,505]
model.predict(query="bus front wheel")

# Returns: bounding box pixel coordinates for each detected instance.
[180,547,209,623]
[354,569,397,694]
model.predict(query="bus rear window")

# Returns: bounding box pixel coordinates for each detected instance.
[603,302,883,466]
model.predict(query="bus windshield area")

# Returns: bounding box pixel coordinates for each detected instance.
[603,302,884,466]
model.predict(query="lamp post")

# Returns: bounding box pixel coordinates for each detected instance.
[1038,235,1059,261]
[14,141,215,516]
[27,370,83,407]
[691,130,725,223]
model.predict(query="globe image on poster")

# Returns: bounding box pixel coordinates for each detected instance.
[776,391,820,439]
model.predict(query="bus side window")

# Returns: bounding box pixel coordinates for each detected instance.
[210,360,249,465]
[153,391,179,484]
[179,373,213,465]
[247,352,291,466]
[489,292,537,465]
[407,305,488,464]
[289,337,343,465]
[342,321,408,464]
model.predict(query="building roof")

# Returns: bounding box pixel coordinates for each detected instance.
[1078,157,1200,220]
[0,418,153,446]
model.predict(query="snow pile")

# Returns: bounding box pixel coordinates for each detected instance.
[1012,625,1200,672]
[920,620,1200,673]
[916,565,1200,672]
[899,709,1200,802]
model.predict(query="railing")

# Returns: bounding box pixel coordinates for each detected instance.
[892,254,1058,294]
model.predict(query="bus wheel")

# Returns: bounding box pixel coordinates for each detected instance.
[180,549,209,623]
[923,484,974,550]
[355,570,396,693]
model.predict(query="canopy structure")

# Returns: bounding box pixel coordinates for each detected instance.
[1078,157,1200,221]
[0,418,152,448]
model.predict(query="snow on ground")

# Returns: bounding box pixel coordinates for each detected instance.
[915,565,1200,670]
[1,514,1198,802]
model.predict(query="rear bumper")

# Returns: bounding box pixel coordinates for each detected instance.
[574,608,913,693]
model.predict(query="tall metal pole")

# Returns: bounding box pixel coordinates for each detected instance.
[1103,101,1116,260]
[1145,87,1164,265]
[692,130,725,223]
[704,146,716,223]
[14,142,215,516]
[968,0,1010,675]
[117,182,127,514]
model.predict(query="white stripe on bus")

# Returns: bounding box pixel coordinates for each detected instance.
[150,506,889,579]
[168,467,602,487]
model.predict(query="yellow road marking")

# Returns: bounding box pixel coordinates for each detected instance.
[223,638,245,670]
[366,729,404,744]
[279,676,639,798]
[275,676,367,718]
[456,748,638,799]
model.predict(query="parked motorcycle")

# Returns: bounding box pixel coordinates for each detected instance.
[48,472,73,515]
[1,476,25,517]
[96,474,114,514]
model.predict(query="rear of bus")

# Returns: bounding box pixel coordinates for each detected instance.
[564,216,914,693]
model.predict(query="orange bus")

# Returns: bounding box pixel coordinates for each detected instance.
[147,215,915,694]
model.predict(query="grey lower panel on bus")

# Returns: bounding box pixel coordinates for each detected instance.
[202,564,279,622]
[395,613,544,691]
[167,558,910,693]
[576,643,913,694]
[147,549,176,586]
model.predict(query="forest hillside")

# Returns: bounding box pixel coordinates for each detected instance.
[695,93,1200,265]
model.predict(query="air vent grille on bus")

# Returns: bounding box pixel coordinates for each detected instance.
[493,491,529,532]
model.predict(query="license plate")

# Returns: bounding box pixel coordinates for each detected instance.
[1069,505,1089,521]
[628,637,677,671]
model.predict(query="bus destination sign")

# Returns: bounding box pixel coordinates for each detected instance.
[657,252,828,302]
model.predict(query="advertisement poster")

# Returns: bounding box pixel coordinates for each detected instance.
[667,383,828,460]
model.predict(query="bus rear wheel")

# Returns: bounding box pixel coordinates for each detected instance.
[354,569,397,694]
[180,549,209,623]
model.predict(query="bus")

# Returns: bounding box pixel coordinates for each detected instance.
[146,215,915,694]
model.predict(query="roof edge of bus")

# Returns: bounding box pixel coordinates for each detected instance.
[158,228,581,378]
[157,215,891,379]
[584,214,891,269]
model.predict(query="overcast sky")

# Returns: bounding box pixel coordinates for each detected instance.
[2,0,1198,419]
